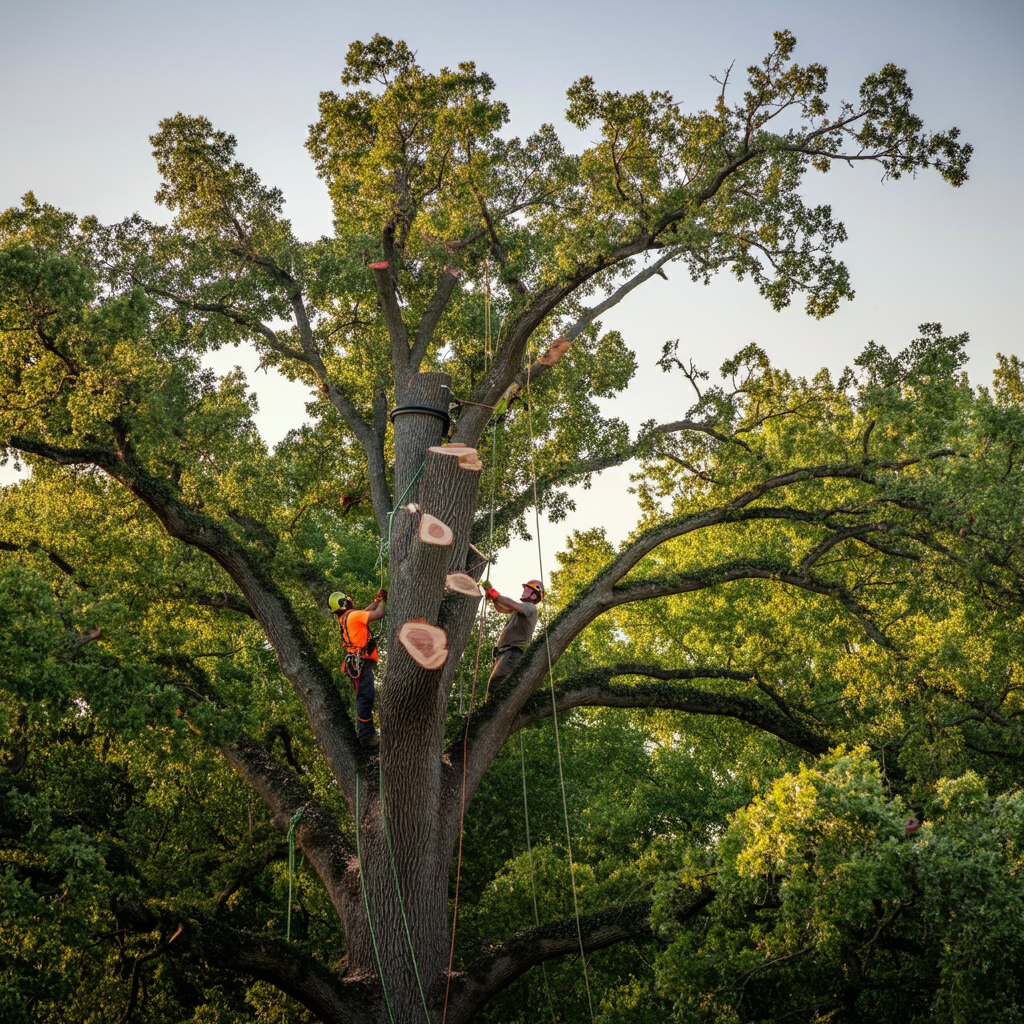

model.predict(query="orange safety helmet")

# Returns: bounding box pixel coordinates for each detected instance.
[522,579,546,600]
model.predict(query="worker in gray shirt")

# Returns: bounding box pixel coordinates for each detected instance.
[483,579,545,696]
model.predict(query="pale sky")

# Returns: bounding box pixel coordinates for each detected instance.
[2,0,1022,587]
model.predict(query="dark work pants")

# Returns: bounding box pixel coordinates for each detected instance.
[354,660,376,738]
[486,647,523,697]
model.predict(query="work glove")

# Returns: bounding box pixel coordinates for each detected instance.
[485,587,500,601]
[375,588,388,603]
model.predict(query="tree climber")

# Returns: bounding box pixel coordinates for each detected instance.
[483,579,545,694]
[329,590,387,748]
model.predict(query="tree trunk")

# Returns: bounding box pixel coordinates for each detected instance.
[336,370,482,1021]
[345,762,453,1023]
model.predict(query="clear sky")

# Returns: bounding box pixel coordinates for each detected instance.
[2,0,1022,586]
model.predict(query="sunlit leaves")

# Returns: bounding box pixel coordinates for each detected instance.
[655,750,1024,1023]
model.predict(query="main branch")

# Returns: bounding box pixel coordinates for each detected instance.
[9,434,361,796]
[197,923,365,1023]
[511,663,831,755]
[445,891,713,1024]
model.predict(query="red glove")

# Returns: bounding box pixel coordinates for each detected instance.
[486,587,500,601]
[375,588,388,603]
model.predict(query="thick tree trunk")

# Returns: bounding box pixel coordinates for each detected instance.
[342,762,452,1023]
[334,371,483,1021]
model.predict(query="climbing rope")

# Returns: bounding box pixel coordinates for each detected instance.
[520,731,559,1021]
[371,456,427,661]
[286,805,305,942]
[524,342,596,1023]
[355,773,396,1024]
[476,373,554,1013]
[378,765,432,1024]
[484,261,492,371]
[444,282,502,1021]
[444,344,598,1024]
[456,420,500,716]
[377,458,427,576]
[481,418,503,705]
[442,592,488,1024]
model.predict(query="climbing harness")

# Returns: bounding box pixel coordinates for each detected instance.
[340,609,378,682]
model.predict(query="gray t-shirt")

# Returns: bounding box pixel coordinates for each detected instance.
[497,600,539,649]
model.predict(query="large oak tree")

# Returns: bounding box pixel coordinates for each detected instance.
[0,31,989,1024]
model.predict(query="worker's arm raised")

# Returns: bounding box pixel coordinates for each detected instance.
[490,593,526,615]
[364,589,387,621]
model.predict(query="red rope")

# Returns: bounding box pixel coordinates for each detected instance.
[452,397,497,410]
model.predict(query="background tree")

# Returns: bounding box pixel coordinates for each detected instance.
[0,30,995,1024]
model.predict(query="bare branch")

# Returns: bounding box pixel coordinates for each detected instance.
[564,253,675,344]
[453,235,672,447]
[370,262,412,382]
[496,251,678,397]
[798,523,882,576]
[408,264,461,377]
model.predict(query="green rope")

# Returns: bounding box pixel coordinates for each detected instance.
[286,805,305,942]
[519,736,539,927]
[525,340,596,1022]
[379,765,432,1024]
[520,733,559,1022]
[372,457,427,660]
[355,773,396,1024]
[487,419,499,560]
[377,458,427,573]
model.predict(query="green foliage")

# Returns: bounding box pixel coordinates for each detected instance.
[654,750,1024,1023]
[0,28,990,1024]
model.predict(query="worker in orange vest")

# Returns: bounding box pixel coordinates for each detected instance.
[330,589,386,747]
